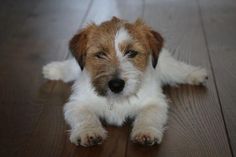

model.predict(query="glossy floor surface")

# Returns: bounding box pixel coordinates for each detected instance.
[0,0,235,157]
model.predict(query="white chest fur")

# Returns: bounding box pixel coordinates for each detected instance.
[68,63,163,126]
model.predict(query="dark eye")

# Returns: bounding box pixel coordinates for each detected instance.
[125,50,138,58]
[95,51,107,59]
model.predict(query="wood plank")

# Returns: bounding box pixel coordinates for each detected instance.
[0,0,40,41]
[1,0,233,157]
[198,0,236,155]
[82,0,143,25]
[126,0,232,156]
[0,0,91,157]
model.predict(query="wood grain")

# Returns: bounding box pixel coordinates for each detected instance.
[0,0,143,157]
[0,0,91,157]
[81,0,143,25]
[126,0,232,156]
[198,0,236,155]
[0,0,234,157]
[59,125,130,157]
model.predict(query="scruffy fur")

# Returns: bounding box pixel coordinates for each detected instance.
[42,17,208,147]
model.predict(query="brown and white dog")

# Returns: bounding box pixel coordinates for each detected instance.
[42,17,208,147]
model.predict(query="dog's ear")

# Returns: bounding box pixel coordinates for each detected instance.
[147,30,164,68]
[69,29,89,70]
[111,16,120,22]
[134,19,164,68]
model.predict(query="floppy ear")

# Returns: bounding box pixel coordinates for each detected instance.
[69,29,88,70]
[148,30,164,68]
[111,16,121,22]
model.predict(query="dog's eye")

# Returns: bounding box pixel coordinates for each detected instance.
[95,51,107,59]
[125,50,138,58]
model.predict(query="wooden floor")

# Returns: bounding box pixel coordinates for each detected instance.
[0,0,236,156]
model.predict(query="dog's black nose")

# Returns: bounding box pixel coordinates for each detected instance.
[108,79,125,93]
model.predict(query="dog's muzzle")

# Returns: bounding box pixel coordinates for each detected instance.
[108,78,125,93]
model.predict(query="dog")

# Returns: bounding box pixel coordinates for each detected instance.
[42,17,208,147]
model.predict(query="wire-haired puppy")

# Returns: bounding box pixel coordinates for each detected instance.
[42,17,208,147]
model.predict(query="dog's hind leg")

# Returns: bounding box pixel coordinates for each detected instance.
[42,58,80,82]
[157,49,208,86]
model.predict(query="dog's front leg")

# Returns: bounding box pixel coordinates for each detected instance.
[131,101,168,146]
[64,101,107,147]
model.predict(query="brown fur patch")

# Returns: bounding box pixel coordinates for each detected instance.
[124,19,164,68]
[118,40,148,71]
[69,17,164,96]
[69,24,97,70]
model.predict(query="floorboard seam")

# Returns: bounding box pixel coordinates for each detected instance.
[78,0,94,32]
[18,0,94,155]
[141,0,146,20]
[196,0,234,156]
[124,128,130,157]
[65,0,94,60]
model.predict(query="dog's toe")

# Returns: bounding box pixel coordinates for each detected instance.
[69,127,107,147]
[87,135,103,146]
[131,127,163,146]
[187,68,208,85]
[93,136,103,144]
[42,62,63,81]
[81,133,105,147]
[133,134,158,146]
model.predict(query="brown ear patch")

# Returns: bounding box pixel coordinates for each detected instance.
[69,31,87,70]
[111,16,121,22]
[69,24,96,70]
[128,19,164,68]
[148,30,164,68]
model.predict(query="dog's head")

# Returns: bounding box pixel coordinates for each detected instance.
[70,17,163,98]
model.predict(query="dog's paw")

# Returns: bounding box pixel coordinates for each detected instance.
[131,127,163,146]
[186,68,208,85]
[42,62,63,81]
[69,126,107,147]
